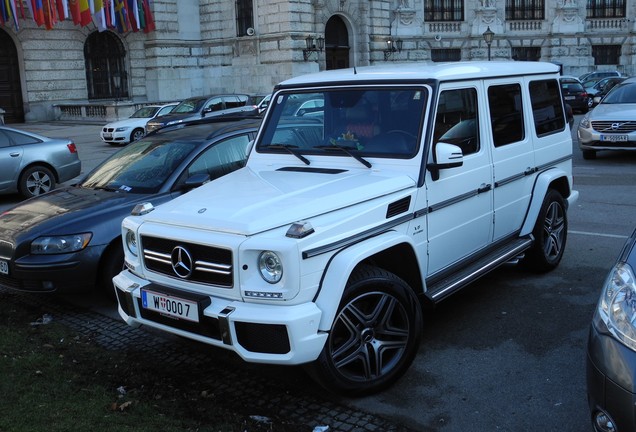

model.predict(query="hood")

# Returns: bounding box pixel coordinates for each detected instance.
[142,167,416,235]
[103,117,148,129]
[0,186,166,243]
[591,103,636,120]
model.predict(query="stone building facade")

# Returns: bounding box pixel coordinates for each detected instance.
[0,0,634,123]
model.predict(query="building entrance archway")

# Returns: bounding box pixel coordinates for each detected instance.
[0,29,24,123]
[325,16,349,70]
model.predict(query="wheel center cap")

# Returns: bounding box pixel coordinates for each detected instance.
[361,328,374,343]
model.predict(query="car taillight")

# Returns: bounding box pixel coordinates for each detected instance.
[581,92,588,97]
[67,143,78,153]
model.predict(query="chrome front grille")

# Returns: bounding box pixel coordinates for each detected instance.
[141,235,233,287]
[591,121,636,133]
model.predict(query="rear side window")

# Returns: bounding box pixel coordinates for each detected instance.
[529,79,565,137]
[488,84,524,147]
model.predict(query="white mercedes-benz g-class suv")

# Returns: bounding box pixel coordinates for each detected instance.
[114,61,578,395]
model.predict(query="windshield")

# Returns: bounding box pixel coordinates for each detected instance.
[172,98,206,114]
[80,137,198,193]
[130,106,160,118]
[602,83,636,104]
[257,88,426,158]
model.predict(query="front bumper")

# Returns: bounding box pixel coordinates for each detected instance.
[113,269,327,365]
[0,245,106,293]
[587,321,636,431]
[578,128,636,152]
[100,131,130,144]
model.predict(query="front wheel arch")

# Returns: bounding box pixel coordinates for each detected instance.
[306,265,423,396]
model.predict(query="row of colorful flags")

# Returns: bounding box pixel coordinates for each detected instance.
[0,0,156,33]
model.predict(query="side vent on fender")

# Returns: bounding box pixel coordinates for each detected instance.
[386,196,411,219]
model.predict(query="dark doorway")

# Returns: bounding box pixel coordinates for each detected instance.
[0,29,24,123]
[84,31,128,100]
[325,16,349,70]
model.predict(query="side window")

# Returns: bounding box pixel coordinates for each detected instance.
[187,134,251,180]
[224,96,243,109]
[206,98,224,112]
[529,79,565,136]
[0,130,10,148]
[488,84,525,147]
[4,130,41,146]
[433,88,479,155]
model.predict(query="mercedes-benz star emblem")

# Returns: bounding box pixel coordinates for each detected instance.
[171,246,193,279]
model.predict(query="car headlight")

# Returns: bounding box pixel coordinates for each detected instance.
[115,126,129,132]
[124,229,138,257]
[579,116,590,129]
[258,251,283,284]
[598,262,636,351]
[31,233,92,254]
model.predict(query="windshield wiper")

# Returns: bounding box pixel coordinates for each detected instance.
[315,145,372,168]
[265,144,310,165]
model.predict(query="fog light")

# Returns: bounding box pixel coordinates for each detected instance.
[593,410,616,432]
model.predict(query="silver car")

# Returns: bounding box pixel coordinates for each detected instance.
[0,126,82,198]
[578,77,636,160]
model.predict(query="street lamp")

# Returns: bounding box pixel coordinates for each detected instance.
[112,71,121,102]
[483,26,494,61]
[303,35,325,61]
[383,37,403,61]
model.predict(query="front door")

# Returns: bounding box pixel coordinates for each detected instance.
[425,85,494,275]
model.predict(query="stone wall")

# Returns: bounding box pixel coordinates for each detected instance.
[3,0,635,122]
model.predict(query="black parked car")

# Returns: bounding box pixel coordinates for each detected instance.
[0,117,260,297]
[560,76,590,113]
[145,94,258,134]
[587,227,636,432]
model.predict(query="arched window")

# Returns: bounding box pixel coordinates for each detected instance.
[84,31,128,100]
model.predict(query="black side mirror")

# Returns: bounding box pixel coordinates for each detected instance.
[182,173,211,190]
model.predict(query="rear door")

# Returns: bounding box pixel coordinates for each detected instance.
[485,80,536,241]
[0,129,23,192]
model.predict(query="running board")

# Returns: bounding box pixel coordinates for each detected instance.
[425,237,533,304]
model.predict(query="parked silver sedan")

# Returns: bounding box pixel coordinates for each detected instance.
[0,126,82,198]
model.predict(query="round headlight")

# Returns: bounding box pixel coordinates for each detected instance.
[125,229,138,257]
[258,251,283,284]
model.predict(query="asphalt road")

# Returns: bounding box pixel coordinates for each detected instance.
[2,117,634,431]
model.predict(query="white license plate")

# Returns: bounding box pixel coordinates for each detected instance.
[0,260,8,275]
[141,289,199,322]
[564,96,575,100]
[103,133,113,139]
[601,135,628,142]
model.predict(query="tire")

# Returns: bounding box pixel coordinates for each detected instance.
[582,149,596,160]
[130,128,145,143]
[523,189,567,273]
[306,265,422,396]
[98,243,125,301]
[19,165,55,198]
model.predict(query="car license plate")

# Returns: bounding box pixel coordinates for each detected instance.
[564,96,575,100]
[601,135,628,142]
[103,133,113,139]
[0,260,8,275]
[141,289,199,322]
